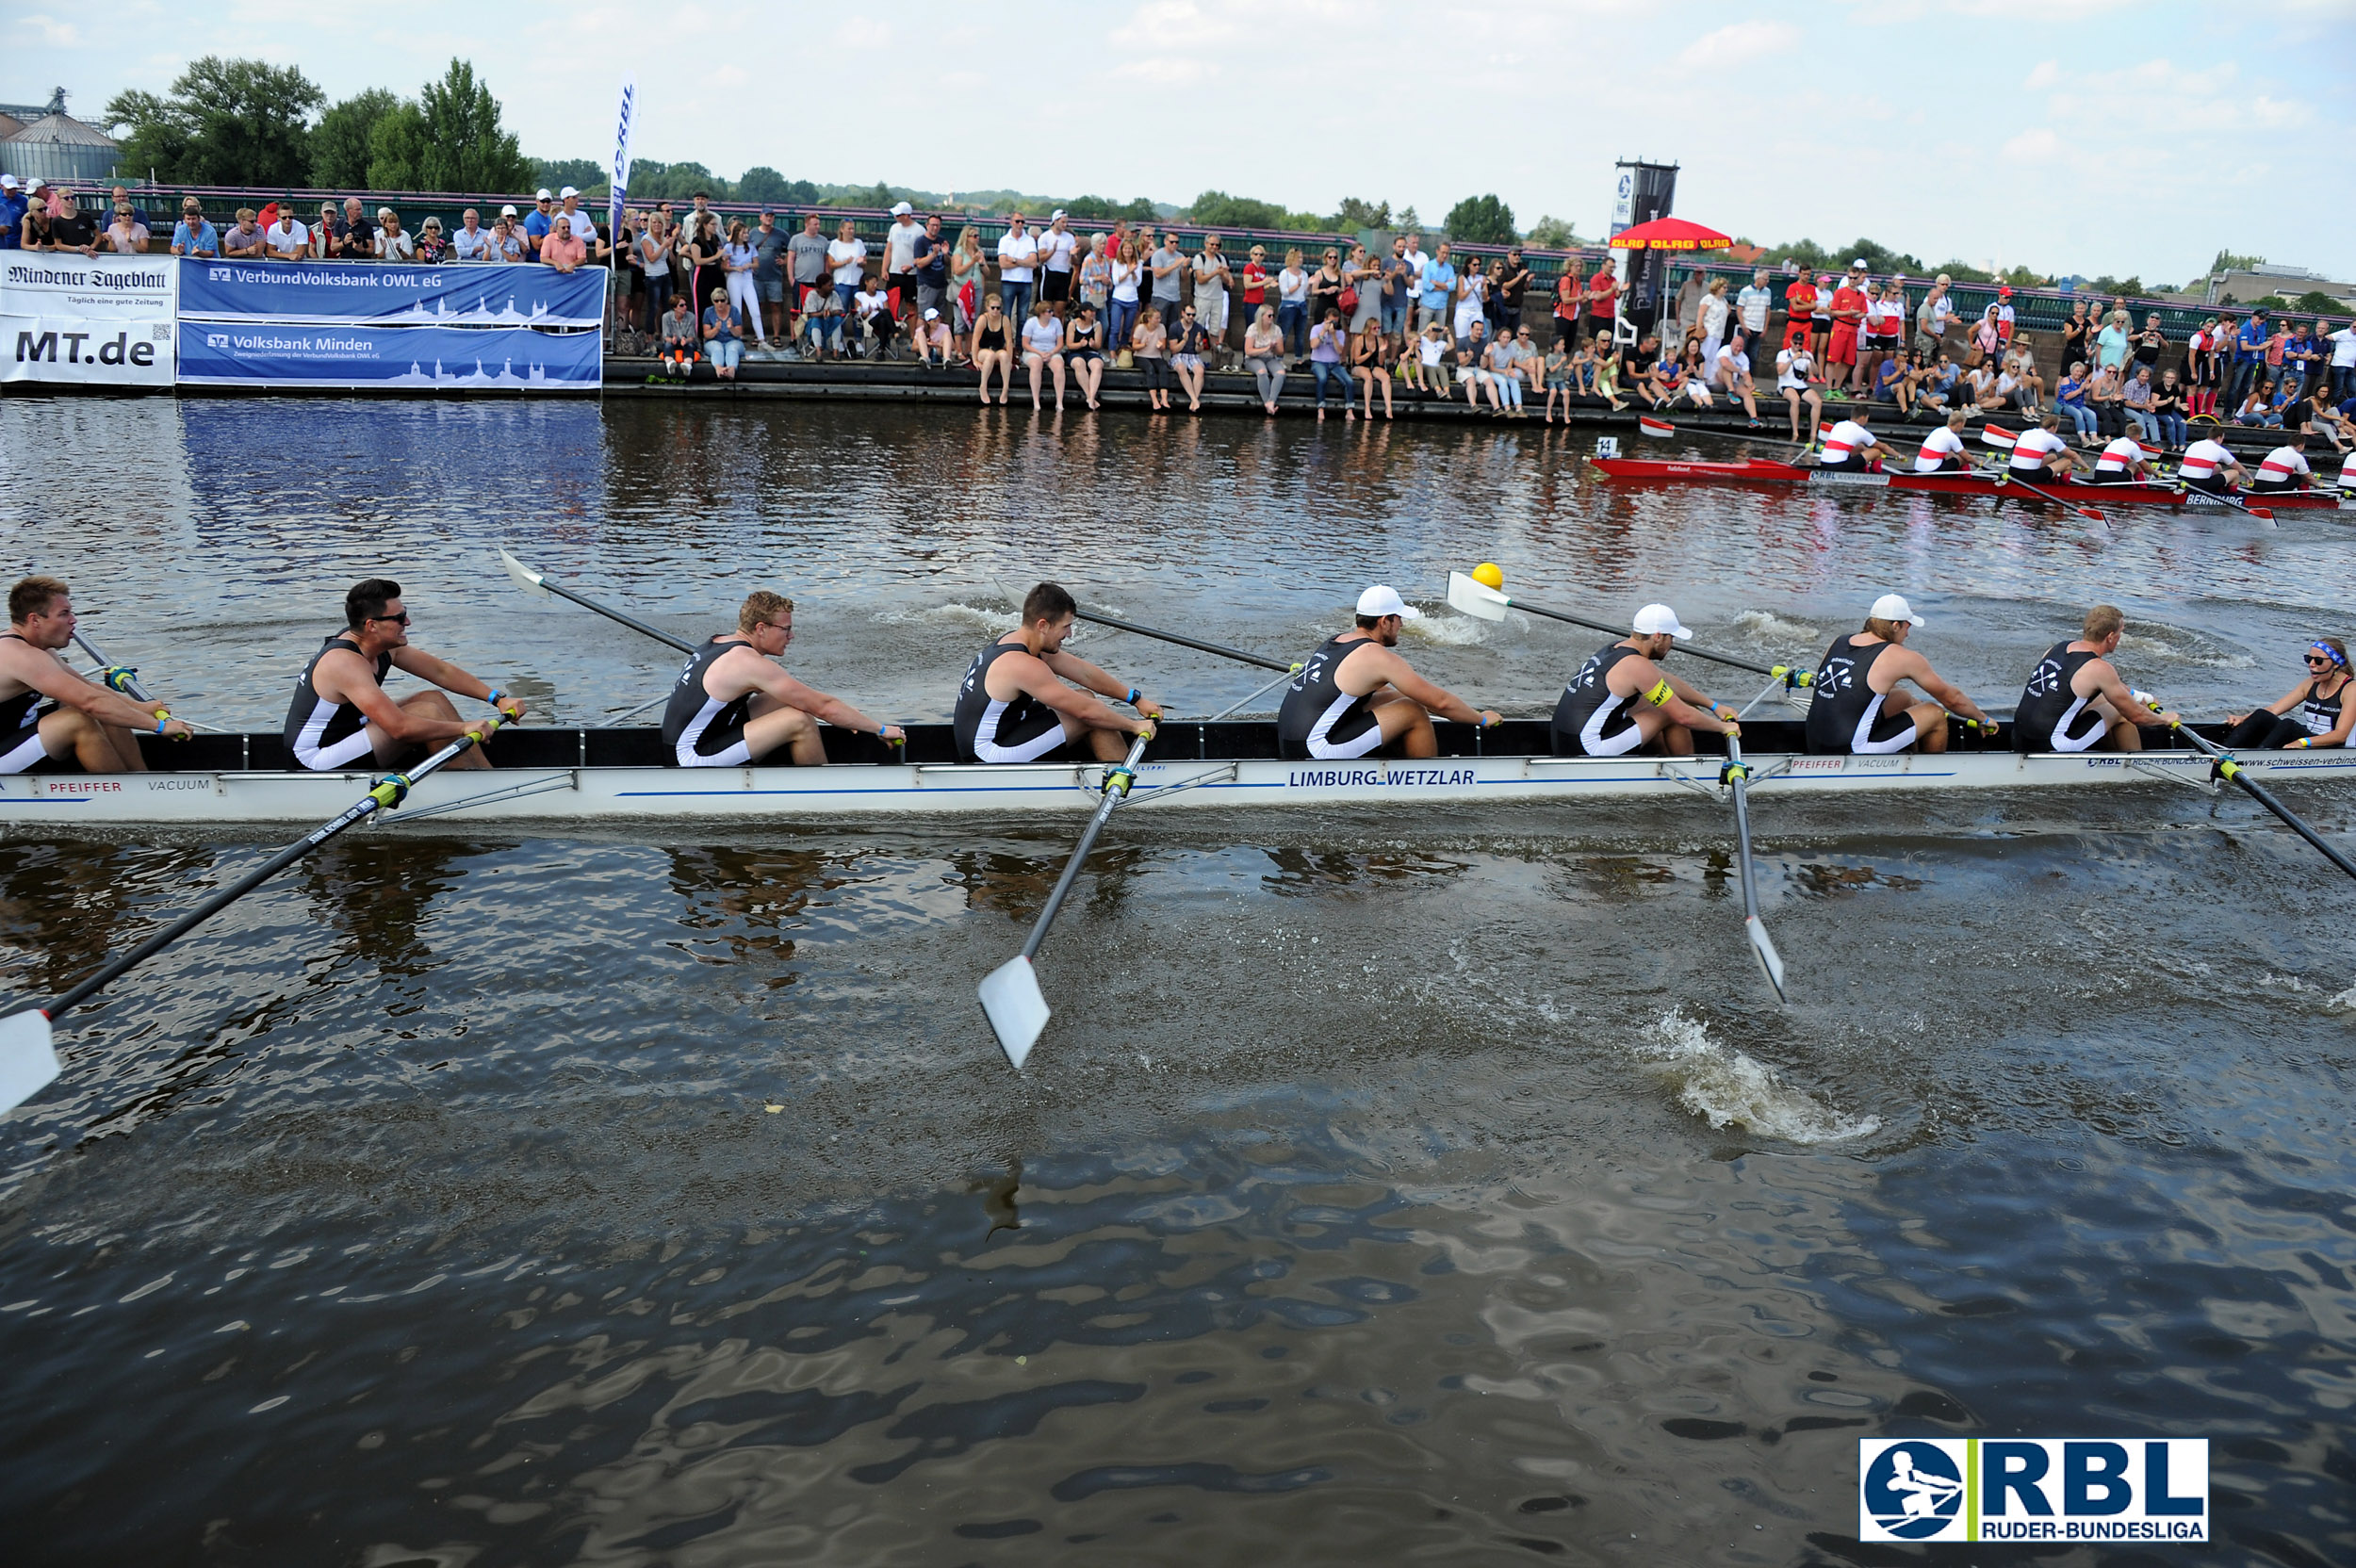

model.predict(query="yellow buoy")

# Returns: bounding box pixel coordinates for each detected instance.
[1471,563,1505,590]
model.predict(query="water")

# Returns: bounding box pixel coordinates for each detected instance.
[2,399,2353,1565]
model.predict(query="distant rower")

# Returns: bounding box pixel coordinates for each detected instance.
[663,590,905,766]
[2252,433,2314,494]
[1,574,192,774]
[2084,433,2156,485]
[1277,585,1499,760]
[1806,594,1995,755]
[954,582,1160,763]
[1912,409,1972,472]
[2012,603,2174,754]
[1550,603,1741,757]
[2176,434,2244,494]
[283,578,523,772]
[2005,413,2086,483]
[1815,406,1892,473]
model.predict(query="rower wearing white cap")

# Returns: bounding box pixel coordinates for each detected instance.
[2085,432,2156,485]
[2176,433,2244,495]
[1805,595,1994,755]
[1816,404,1892,473]
[1277,587,1499,761]
[1549,604,1742,758]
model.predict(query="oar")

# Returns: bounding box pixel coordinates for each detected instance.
[67,629,223,735]
[1978,427,2110,526]
[1636,412,1815,462]
[0,714,513,1116]
[2170,723,2356,884]
[1722,733,1787,1001]
[1072,607,1291,673]
[2150,467,2276,525]
[1448,570,1814,692]
[977,728,1153,1070]
[500,549,696,654]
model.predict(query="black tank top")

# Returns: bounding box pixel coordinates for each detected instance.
[976,318,1006,351]
[0,632,42,741]
[282,634,391,753]
[1551,644,1641,753]
[1806,634,1896,753]
[1277,633,1370,760]
[954,639,1049,762]
[660,636,751,749]
[2013,641,2098,752]
[2299,675,2348,737]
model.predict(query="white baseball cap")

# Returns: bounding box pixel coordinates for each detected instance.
[1356,585,1421,621]
[1871,593,1925,626]
[923,307,940,320]
[1631,603,1693,639]
[535,187,553,201]
[27,177,44,191]
[499,204,518,216]
[559,185,580,199]
[0,175,16,190]
[1051,208,1068,220]
[891,201,912,216]
[1849,257,1869,269]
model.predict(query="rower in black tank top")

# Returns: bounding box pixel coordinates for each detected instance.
[283,634,393,770]
[1806,634,1917,753]
[954,639,1069,763]
[2012,641,2106,753]
[1550,644,1644,756]
[661,636,755,766]
[1277,633,1381,760]
[2296,674,2348,741]
[0,631,56,774]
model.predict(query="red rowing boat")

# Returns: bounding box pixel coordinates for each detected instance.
[1588,456,2349,511]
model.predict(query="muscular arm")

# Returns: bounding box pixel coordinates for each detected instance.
[1349,645,1488,727]
[1039,648,1161,718]
[314,649,484,743]
[1010,650,1152,733]
[2083,659,2171,727]
[1613,657,1731,732]
[1883,647,1990,724]
[0,645,178,731]
[720,648,898,737]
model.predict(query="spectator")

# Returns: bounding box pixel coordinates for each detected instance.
[376,207,416,263]
[747,210,787,349]
[854,276,896,359]
[1455,255,1488,343]
[1169,302,1212,412]
[972,294,1012,404]
[1148,229,1186,338]
[1105,237,1142,365]
[412,215,445,264]
[1191,233,1233,367]
[1038,209,1077,318]
[1449,318,1498,412]
[2227,309,2269,410]
[719,220,761,341]
[263,203,310,261]
[1565,335,1601,400]
[1776,337,1822,440]
[914,306,953,369]
[1308,307,1354,421]
[1275,246,1311,361]
[447,208,489,262]
[2130,312,2166,386]
[1244,305,1286,413]
[2055,363,2098,441]
[788,213,831,335]
[1736,268,1774,354]
[1345,240,1380,338]
[1405,319,1446,395]
[220,207,266,259]
[2233,376,2279,428]
[1237,244,1270,337]
[1540,335,1574,422]
[1696,276,1731,368]
[1496,247,1531,337]
[1861,282,1906,395]
[635,215,676,336]
[882,201,922,336]
[1915,274,1955,363]
[1807,272,1837,369]
[30,193,89,254]
[1066,302,1105,411]
[335,196,373,261]
[0,175,24,252]
[1019,298,1067,410]
[2060,300,2093,368]
[2122,366,2161,444]
[2093,309,2129,375]
[524,188,555,258]
[530,210,579,270]
[950,225,988,359]
[2280,318,2316,400]
[800,280,845,360]
[700,286,746,380]
[1352,316,1393,421]
[659,291,700,377]
[1967,303,2003,368]
[1077,230,1111,322]
[1779,268,1816,352]
[2151,368,2188,448]
[1132,303,1172,411]
[2087,360,2126,438]
[1624,331,1671,408]
[910,215,950,354]
[677,213,719,319]
[1485,329,1526,418]
[553,188,597,250]
[1715,332,1762,425]
[488,212,527,263]
[2325,318,2356,404]
[169,197,218,258]
[1383,236,1415,348]
[1824,263,1867,397]
[811,218,859,318]
[995,213,1040,323]
[1585,258,1621,342]
[1917,352,1961,415]
[101,200,149,254]
[1417,241,1457,342]
[1869,346,1909,412]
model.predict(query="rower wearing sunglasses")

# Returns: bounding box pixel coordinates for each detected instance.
[284,578,524,772]
[2223,638,2354,750]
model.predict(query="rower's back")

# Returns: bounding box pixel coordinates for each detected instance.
[1806,630,1905,754]
[1278,632,1379,761]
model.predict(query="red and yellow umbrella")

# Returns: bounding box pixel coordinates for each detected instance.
[1608,217,1732,253]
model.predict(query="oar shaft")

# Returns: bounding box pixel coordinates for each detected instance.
[536,576,697,655]
[1505,596,1784,679]
[1727,738,1762,923]
[1019,732,1152,962]
[70,630,152,702]
[42,717,507,1021]
[1074,609,1291,673]
[2177,727,2356,884]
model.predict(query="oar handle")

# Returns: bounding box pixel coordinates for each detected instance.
[1074,609,1291,673]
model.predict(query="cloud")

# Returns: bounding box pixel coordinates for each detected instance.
[2022,58,2059,89]
[2002,127,2062,159]
[830,18,892,48]
[1676,20,1798,70]
[1107,0,1237,50]
[20,13,80,45]
[1113,56,1211,83]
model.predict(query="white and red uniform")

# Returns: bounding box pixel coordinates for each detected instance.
[2092,436,2148,475]
[1913,426,1968,472]
[2006,426,2071,475]
[2179,437,2236,489]
[1819,418,1881,468]
[1863,298,1905,347]
[2253,445,2312,491]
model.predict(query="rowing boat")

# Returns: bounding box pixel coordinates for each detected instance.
[1590,456,2353,510]
[4,720,2349,825]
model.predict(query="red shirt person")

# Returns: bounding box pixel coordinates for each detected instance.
[1826,261,1870,392]
[1781,273,1818,351]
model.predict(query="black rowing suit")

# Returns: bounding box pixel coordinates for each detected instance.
[1278,633,1383,760]
[955,638,1071,763]
[1551,643,1648,756]
[661,636,757,766]
[284,634,391,770]
[1806,634,1919,753]
[2013,641,2107,753]
[0,631,57,776]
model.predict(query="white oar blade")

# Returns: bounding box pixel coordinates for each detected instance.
[978,956,1050,1070]
[1745,917,1788,1004]
[1638,416,1675,438]
[1980,425,2017,449]
[0,1010,59,1115]
[499,549,551,599]
[1447,570,1513,623]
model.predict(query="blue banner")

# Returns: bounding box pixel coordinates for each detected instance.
[175,321,602,390]
[178,258,607,329]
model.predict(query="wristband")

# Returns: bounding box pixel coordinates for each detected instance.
[487,688,505,706]
[1125,686,1141,706]
[154,711,171,734]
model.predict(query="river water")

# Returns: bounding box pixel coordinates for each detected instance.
[2,398,2352,1566]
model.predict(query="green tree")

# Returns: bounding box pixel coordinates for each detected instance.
[533,156,606,194]
[414,59,532,192]
[739,167,819,205]
[1064,193,1158,222]
[105,56,321,186]
[2208,249,2264,274]
[1333,195,1391,231]
[366,100,431,189]
[1188,189,1323,231]
[311,88,401,188]
[1524,214,1579,250]
[2292,290,2346,314]
[1445,193,1516,245]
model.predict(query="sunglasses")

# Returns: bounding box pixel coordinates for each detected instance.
[369,612,412,627]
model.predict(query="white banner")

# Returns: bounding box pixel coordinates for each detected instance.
[609,74,638,234]
[1,254,177,385]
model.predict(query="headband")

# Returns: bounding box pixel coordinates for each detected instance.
[2311,642,2346,669]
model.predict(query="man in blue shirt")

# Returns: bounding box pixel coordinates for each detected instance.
[169,196,219,257]
[1419,241,1458,338]
[0,175,25,250]
[523,188,554,259]
[2229,309,2270,410]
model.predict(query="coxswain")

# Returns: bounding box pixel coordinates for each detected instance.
[662,591,905,766]
[283,578,523,772]
[1805,594,1995,755]
[2004,412,2086,483]
[2012,603,2174,754]
[1816,405,1893,473]
[2251,432,2314,494]
[1277,585,1498,760]
[2225,638,2354,750]
[2175,433,2244,494]
[1911,409,1973,472]
[954,581,1160,763]
[2084,433,2156,485]
[1550,603,1741,758]
[1,575,193,775]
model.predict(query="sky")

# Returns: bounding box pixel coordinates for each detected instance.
[8,0,2354,287]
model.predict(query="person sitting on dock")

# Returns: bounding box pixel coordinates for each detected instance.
[1806,595,1995,756]
[2013,604,2173,754]
[1550,604,1741,759]
[661,592,905,768]
[1,576,194,775]
[283,580,523,774]
[955,582,1161,764]
[1277,586,1499,762]
[660,292,701,377]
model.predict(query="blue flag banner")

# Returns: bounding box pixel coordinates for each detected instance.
[178,258,608,329]
[175,322,602,390]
